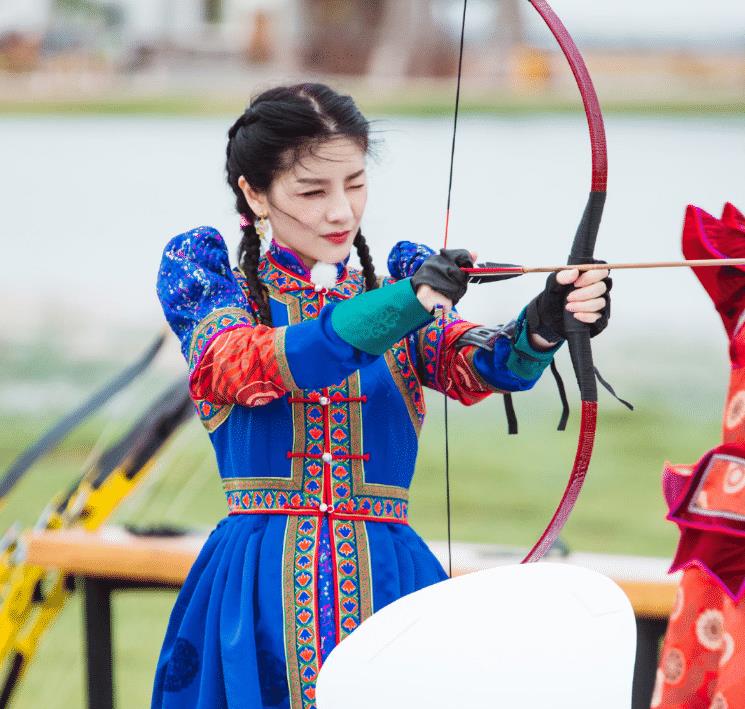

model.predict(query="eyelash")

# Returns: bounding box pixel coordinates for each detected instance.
[300,184,365,198]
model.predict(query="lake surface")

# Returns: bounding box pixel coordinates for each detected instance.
[1,113,743,364]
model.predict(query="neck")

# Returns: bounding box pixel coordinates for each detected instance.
[273,236,316,270]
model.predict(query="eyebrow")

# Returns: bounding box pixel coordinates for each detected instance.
[295,169,365,185]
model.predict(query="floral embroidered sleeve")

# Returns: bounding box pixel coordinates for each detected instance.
[156,226,295,407]
[387,240,561,406]
[414,309,559,405]
[157,229,435,407]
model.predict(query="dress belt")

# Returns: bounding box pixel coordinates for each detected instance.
[223,483,409,524]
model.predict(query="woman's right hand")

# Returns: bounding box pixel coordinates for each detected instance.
[411,249,474,315]
[415,284,454,315]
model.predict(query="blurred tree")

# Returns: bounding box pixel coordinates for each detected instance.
[489,0,527,85]
[204,0,222,24]
[297,0,385,74]
[298,0,459,78]
[371,0,492,79]
[245,10,273,64]
[0,33,42,73]
[54,0,122,27]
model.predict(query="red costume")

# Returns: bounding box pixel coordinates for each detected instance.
[654,203,745,709]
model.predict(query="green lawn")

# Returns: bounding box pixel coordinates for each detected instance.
[0,359,721,706]
[1,93,744,118]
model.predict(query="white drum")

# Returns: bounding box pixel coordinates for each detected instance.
[316,563,636,709]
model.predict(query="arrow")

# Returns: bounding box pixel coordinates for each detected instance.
[465,257,745,282]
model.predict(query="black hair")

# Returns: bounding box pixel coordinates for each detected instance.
[226,83,378,326]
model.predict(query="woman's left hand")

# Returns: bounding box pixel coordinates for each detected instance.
[526,264,612,350]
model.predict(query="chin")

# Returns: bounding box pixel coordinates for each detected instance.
[315,238,354,264]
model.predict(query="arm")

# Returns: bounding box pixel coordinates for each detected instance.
[157,228,434,407]
[415,309,560,405]
[386,240,559,403]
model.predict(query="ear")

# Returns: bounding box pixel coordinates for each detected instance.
[238,176,269,217]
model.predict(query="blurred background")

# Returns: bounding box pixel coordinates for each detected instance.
[1,0,744,705]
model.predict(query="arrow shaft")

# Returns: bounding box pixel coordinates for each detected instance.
[464,258,745,276]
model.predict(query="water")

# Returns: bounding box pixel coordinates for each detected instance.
[1,113,743,367]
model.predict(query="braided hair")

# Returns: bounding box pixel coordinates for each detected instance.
[226,83,378,326]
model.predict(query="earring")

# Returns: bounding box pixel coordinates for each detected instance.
[256,214,270,241]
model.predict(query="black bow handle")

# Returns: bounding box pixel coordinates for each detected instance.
[564,191,606,403]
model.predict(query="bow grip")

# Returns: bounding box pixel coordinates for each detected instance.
[564,191,606,403]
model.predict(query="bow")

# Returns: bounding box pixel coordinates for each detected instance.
[444,0,608,564]
[0,329,167,505]
[0,379,194,706]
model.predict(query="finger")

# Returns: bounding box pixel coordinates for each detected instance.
[573,311,602,324]
[574,268,610,288]
[469,251,478,263]
[566,297,606,313]
[566,281,607,302]
[556,268,580,286]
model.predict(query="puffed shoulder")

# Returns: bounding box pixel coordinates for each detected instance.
[387,240,435,280]
[156,226,249,357]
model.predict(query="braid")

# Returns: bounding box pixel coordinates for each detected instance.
[238,225,273,326]
[353,229,378,291]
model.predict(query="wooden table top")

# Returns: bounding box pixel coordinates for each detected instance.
[25,527,679,618]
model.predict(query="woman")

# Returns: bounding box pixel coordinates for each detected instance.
[153,83,610,709]
[653,202,745,709]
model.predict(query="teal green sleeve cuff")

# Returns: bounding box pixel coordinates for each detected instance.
[330,278,433,355]
[506,308,563,380]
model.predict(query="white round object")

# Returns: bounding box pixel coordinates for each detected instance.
[316,563,635,709]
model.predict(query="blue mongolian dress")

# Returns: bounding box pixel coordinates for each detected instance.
[152,227,558,709]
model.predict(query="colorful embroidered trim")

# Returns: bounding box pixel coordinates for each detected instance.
[333,518,373,640]
[187,306,254,375]
[274,326,299,391]
[193,397,233,433]
[283,515,320,709]
[384,338,426,434]
[223,480,409,523]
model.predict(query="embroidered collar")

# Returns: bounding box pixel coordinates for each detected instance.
[267,239,348,283]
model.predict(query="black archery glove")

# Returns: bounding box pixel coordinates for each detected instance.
[411,249,473,308]
[525,261,612,343]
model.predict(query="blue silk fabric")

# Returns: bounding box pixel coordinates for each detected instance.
[152,227,556,709]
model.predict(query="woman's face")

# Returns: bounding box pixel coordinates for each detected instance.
[241,137,368,269]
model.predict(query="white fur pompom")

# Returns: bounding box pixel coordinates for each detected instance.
[310,262,338,290]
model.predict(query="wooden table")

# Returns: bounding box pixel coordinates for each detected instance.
[26,527,678,709]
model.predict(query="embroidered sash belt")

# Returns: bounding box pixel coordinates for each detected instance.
[223,480,409,524]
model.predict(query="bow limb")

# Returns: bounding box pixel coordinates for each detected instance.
[0,328,167,503]
[521,0,607,563]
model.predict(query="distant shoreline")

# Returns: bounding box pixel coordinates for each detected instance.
[1,94,743,118]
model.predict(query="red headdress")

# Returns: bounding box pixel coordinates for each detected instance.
[682,202,745,338]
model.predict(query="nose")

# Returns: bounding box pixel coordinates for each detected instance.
[326,189,354,225]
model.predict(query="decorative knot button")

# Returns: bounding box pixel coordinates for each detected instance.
[319,396,330,406]
[319,502,332,513]
[314,285,325,293]
[321,452,333,463]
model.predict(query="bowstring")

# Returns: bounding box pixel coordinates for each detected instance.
[442,0,468,579]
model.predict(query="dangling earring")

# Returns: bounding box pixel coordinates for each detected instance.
[256,214,271,241]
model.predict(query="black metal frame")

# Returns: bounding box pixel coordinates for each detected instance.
[81,577,179,709]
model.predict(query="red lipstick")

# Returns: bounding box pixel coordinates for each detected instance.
[323,231,350,244]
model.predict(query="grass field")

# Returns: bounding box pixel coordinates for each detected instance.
[0,342,723,706]
[1,93,744,118]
